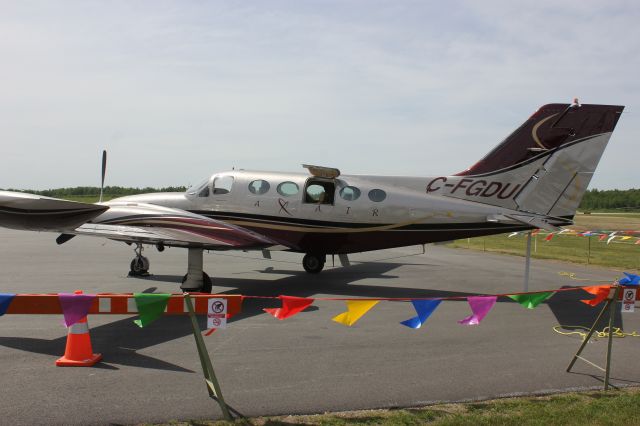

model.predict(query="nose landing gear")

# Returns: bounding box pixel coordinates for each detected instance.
[129,243,150,276]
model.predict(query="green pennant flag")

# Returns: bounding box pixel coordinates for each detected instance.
[133,293,171,327]
[508,292,554,309]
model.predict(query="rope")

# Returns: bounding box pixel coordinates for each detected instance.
[558,271,611,283]
[553,325,640,341]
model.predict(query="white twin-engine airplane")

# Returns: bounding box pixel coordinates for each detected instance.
[0,102,624,292]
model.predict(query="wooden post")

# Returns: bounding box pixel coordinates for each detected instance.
[184,294,233,421]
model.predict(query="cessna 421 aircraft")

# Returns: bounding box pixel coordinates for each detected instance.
[0,101,624,292]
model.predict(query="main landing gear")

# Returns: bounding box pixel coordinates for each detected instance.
[128,244,213,293]
[180,248,213,293]
[302,253,326,274]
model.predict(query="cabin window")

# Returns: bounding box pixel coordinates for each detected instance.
[213,176,234,195]
[248,179,270,195]
[277,181,299,197]
[304,179,335,204]
[368,189,386,202]
[339,186,361,201]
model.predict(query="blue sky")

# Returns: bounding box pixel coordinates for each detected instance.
[0,1,638,189]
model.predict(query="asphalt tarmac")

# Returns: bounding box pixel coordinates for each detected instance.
[0,228,639,425]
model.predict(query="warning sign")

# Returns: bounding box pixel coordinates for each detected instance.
[207,298,228,329]
[622,288,636,313]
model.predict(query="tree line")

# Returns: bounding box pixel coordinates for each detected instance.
[580,188,640,211]
[1,186,187,197]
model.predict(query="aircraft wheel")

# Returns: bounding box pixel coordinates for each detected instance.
[303,254,325,274]
[181,272,213,293]
[129,256,150,276]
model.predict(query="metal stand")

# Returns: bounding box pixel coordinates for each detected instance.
[184,294,233,420]
[524,231,532,292]
[566,286,621,390]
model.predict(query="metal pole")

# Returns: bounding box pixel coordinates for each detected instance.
[604,286,621,390]
[566,292,614,373]
[184,294,233,421]
[524,231,532,292]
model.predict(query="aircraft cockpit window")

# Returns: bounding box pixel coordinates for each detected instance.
[339,186,361,201]
[198,186,210,197]
[248,179,270,195]
[187,178,209,196]
[213,176,234,195]
[277,181,299,196]
[368,189,387,202]
[304,180,335,204]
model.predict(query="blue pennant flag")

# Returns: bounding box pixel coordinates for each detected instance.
[620,272,640,286]
[0,293,17,316]
[401,300,442,329]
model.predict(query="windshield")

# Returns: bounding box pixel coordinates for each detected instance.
[186,178,210,196]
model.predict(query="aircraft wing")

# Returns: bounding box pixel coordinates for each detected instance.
[0,190,108,231]
[62,210,277,250]
[0,191,279,250]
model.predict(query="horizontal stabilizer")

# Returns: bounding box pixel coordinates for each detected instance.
[488,213,566,232]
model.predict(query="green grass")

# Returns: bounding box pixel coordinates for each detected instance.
[448,233,640,271]
[144,388,640,425]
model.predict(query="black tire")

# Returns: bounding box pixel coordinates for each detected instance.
[303,253,325,274]
[129,256,150,275]
[181,272,213,293]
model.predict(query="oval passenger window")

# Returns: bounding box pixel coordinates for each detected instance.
[368,189,387,202]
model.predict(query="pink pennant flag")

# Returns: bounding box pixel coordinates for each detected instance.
[58,293,96,327]
[598,234,607,241]
[264,295,314,320]
[458,296,497,325]
[635,239,640,245]
[531,229,541,236]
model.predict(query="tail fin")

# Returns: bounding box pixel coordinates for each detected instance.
[431,102,624,218]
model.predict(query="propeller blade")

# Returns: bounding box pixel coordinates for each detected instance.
[99,150,107,203]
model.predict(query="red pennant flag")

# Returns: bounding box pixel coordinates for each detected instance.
[545,233,554,241]
[264,295,314,320]
[581,285,612,306]
[598,234,607,241]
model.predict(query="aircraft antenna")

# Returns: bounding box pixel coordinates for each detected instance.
[99,150,107,203]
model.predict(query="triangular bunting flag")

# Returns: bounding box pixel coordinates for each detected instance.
[264,295,314,320]
[580,286,612,306]
[58,293,96,327]
[545,233,554,241]
[619,272,640,286]
[400,300,441,329]
[508,292,554,309]
[133,293,171,327]
[531,229,540,236]
[0,293,16,316]
[458,296,497,325]
[332,300,379,326]
[598,234,607,241]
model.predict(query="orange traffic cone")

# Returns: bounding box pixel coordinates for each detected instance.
[56,314,102,367]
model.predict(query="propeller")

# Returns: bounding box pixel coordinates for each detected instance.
[99,149,107,203]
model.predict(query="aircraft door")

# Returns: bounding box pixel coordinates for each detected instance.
[301,178,335,217]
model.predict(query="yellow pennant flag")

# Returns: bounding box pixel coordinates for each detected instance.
[332,300,380,326]
[621,236,632,241]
